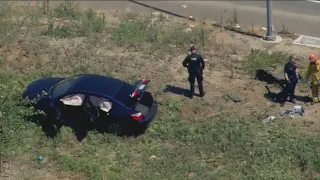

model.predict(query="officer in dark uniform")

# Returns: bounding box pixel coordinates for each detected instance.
[182,46,205,98]
[282,55,299,105]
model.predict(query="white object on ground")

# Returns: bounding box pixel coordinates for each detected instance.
[183,28,192,33]
[181,5,187,8]
[149,155,157,160]
[262,116,276,123]
[152,11,161,16]
[281,105,304,118]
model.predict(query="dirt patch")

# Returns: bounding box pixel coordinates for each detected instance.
[1,160,86,180]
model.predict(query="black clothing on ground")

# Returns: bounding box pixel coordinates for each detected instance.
[182,53,205,98]
[278,81,297,103]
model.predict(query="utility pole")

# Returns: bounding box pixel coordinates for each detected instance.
[264,0,276,41]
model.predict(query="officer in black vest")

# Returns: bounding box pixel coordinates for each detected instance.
[282,55,299,106]
[182,46,205,99]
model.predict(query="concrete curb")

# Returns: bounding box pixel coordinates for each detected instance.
[260,35,283,43]
[293,35,320,48]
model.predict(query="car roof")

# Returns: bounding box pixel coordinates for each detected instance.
[71,74,133,97]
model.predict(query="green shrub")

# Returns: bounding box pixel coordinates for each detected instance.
[53,2,81,19]
[245,49,287,75]
[0,73,35,156]
[42,18,72,38]
[112,16,209,52]
[80,8,105,37]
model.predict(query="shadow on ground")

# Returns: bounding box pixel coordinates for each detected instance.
[25,113,144,141]
[255,69,312,104]
[163,85,201,97]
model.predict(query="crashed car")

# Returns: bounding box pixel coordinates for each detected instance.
[22,74,158,134]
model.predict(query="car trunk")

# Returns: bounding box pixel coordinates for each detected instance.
[134,92,154,116]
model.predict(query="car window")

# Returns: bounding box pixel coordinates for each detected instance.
[88,95,113,113]
[60,94,85,106]
[50,76,79,98]
[114,83,135,105]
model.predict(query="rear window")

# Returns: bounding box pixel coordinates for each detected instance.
[114,83,135,105]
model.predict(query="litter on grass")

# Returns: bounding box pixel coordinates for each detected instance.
[262,116,276,123]
[281,105,304,118]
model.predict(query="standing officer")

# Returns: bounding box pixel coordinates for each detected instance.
[282,55,299,106]
[182,46,205,98]
[305,54,320,103]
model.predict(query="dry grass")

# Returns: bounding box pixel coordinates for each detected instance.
[0,2,320,180]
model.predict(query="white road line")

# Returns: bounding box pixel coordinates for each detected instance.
[305,0,320,3]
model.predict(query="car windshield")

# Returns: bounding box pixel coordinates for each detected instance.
[50,76,79,99]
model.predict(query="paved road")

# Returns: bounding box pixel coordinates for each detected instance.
[39,1,320,37]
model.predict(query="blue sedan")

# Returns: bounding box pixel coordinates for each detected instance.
[22,74,158,135]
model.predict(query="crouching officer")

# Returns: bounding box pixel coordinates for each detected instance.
[182,46,205,98]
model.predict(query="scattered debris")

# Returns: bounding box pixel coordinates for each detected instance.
[281,105,304,118]
[37,155,43,162]
[261,27,267,31]
[149,155,157,160]
[183,28,192,33]
[262,116,276,123]
[224,93,243,103]
[235,24,241,28]
[188,16,194,20]
[152,11,161,16]
[189,24,195,28]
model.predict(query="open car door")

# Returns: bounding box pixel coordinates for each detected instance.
[84,96,113,121]
[56,94,86,124]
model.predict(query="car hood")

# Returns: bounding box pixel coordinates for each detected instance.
[23,78,64,100]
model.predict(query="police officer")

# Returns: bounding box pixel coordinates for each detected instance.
[282,55,299,105]
[182,46,205,98]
